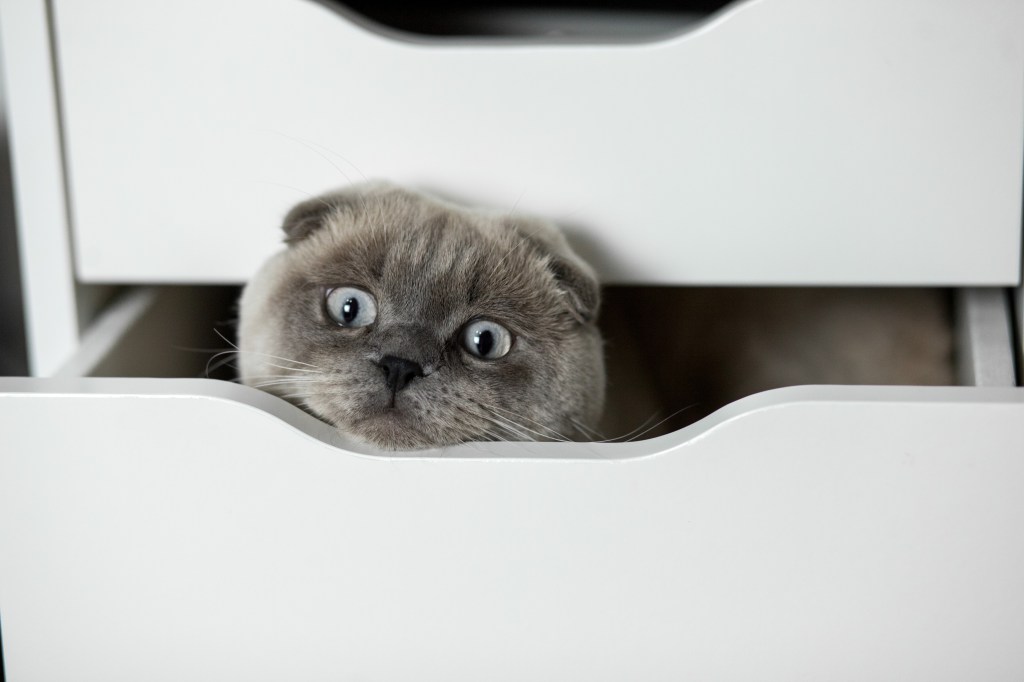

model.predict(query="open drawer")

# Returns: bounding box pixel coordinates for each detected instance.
[1,285,1022,680]
[51,0,1024,285]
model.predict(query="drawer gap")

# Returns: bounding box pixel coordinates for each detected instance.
[58,286,241,380]
[332,0,730,40]
[66,285,1015,442]
[598,287,969,439]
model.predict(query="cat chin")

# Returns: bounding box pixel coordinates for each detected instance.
[323,406,449,451]
[287,389,426,449]
[340,415,454,451]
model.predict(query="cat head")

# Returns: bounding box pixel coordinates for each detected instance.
[238,182,605,450]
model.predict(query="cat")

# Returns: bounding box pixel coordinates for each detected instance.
[237,182,606,450]
[238,182,956,450]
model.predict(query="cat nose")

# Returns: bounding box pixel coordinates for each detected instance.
[378,355,424,393]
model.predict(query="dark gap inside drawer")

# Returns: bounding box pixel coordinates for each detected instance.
[92,286,958,443]
[329,0,729,40]
[598,287,956,441]
[86,286,242,381]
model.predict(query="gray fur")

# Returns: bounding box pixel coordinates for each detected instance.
[238,182,606,450]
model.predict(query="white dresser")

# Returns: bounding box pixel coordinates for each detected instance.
[1,1,1022,679]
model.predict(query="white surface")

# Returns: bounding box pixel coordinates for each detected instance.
[51,0,1024,285]
[956,288,1016,387]
[0,0,79,374]
[1,379,1023,681]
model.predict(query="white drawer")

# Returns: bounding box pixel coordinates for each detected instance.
[52,0,1024,285]
[1,285,1022,680]
[2,389,1022,680]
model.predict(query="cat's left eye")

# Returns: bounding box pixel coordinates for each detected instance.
[325,286,377,327]
[462,320,513,360]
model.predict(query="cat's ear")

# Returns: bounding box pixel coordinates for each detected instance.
[548,255,601,324]
[281,182,399,244]
[281,190,358,244]
[512,217,601,323]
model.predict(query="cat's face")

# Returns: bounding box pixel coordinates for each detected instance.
[238,184,605,450]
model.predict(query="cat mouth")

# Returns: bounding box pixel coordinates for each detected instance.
[345,410,443,450]
[309,383,453,449]
[337,397,441,449]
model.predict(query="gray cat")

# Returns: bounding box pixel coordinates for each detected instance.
[239,182,955,450]
[238,182,606,450]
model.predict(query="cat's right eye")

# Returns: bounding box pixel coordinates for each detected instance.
[325,286,377,327]
[462,320,513,360]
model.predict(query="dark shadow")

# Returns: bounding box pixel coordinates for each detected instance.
[0,51,29,377]
[597,287,956,440]
[306,0,736,43]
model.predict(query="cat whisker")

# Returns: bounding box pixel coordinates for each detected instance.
[600,410,662,443]
[254,361,320,374]
[487,404,574,443]
[290,139,351,184]
[205,351,240,377]
[485,410,569,443]
[476,425,518,444]
[505,189,526,219]
[300,137,369,183]
[620,406,698,442]
[491,431,521,444]
[454,398,576,444]
[600,404,699,443]
[206,348,321,378]
[251,377,320,390]
[569,418,605,441]
[279,392,316,400]
[268,130,368,183]
[212,329,322,369]
[476,427,508,443]
[486,418,537,443]
[486,415,538,442]
[449,402,534,443]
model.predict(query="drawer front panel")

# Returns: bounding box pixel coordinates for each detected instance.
[54,0,1024,284]
[1,381,1023,680]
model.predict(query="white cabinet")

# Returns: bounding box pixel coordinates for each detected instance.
[50,0,1024,284]
[1,0,1022,679]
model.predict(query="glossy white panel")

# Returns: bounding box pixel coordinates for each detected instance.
[1,380,1023,680]
[0,0,79,374]
[51,0,1024,284]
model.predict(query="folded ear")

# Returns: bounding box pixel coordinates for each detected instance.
[281,189,357,244]
[547,254,601,324]
[511,217,601,324]
[281,182,399,244]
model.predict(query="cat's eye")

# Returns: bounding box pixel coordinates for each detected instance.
[325,286,377,327]
[462,320,513,360]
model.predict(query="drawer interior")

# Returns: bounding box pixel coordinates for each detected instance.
[600,287,958,439]
[64,286,242,381]
[68,285,1014,442]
